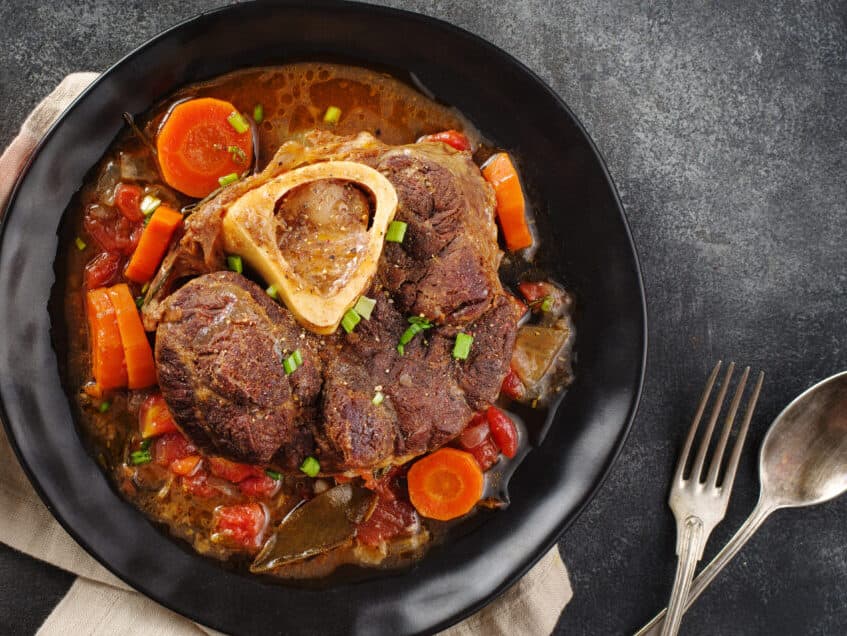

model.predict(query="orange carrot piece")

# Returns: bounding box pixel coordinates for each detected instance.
[139,393,178,438]
[156,97,253,198]
[124,205,183,283]
[481,152,533,251]
[170,455,202,476]
[107,284,156,389]
[407,448,484,521]
[85,288,127,390]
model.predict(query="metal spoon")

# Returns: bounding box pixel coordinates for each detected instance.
[636,370,847,635]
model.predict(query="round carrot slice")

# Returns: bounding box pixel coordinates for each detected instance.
[407,448,484,521]
[156,97,253,198]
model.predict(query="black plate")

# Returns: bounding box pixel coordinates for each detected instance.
[0,1,645,633]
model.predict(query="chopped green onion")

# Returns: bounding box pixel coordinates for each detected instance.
[385,220,407,243]
[74,237,87,251]
[140,194,161,216]
[253,104,264,123]
[135,296,144,309]
[300,456,320,477]
[139,439,152,451]
[396,316,433,355]
[323,106,342,124]
[265,285,279,300]
[283,350,302,375]
[353,295,376,321]
[265,468,281,480]
[141,281,150,294]
[452,332,474,360]
[218,172,239,187]
[540,296,554,312]
[130,449,152,465]
[227,145,247,164]
[372,391,385,406]
[227,111,250,134]
[227,255,243,274]
[341,308,361,333]
[98,401,111,413]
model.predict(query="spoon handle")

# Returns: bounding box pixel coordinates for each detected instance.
[634,499,775,636]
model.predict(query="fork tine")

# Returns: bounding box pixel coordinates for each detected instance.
[673,361,722,482]
[705,366,750,486]
[689,362,735,482]
[720,371,764,493]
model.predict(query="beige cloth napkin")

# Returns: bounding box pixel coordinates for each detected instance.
[0,73,573,636]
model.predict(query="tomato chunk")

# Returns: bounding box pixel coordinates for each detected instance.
[501,368,525,401]
[139,393,178,438]
[113,183,144,222]
[182,470,218,498]
[238,474,279,499]
[486,406,519,458]
[357,497,419,547]
[418,130,471,151]
[169,455,201,476]
[153,432,196,467]
[457,414,489,450]
[212,503,267,550]
[465,436,500,471]
[208,456,261,483]
[84,251,122,289]
[83,203,141,255]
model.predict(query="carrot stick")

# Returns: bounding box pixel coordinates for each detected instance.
[85,288,127,390]
[124,205,183,283]
[106,284,156,389]
[481,152,533,251]
[407,448,484,520]
[156,97,253,198]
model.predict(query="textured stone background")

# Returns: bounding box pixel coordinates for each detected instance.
[0,1,845,634]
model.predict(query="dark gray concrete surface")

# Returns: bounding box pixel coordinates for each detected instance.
[0,1,844,634]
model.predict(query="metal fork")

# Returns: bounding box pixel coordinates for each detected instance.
[660,361,761,636]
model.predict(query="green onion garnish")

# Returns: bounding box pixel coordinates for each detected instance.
[135,296,144,309]
[227,145,247,164]
[74,237,87,251]
[452,332,474,360]
[227,111,250,134]
[218,172,239,187]
[353,296,377,321]
[396,316,433,355]
[323,106,342,124]
[266,285,279,300]
[98,401,111,413]
[140,194,161,216]
[130,449,152,465]
[141,281,150,294]
[540,296,554,312]
[139,439,152,451]
[283,350,302,375]
[300,456,320,477]
[372,391,385,406]
[265,468,281,481]
[253,104,264,123]
[341,308,361,334]
[227,255,243,274]
[385,220,407,243]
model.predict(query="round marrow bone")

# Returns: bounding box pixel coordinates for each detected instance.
[222,161,398,334]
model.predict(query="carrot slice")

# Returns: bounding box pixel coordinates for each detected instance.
[170,455,202,476]
[85,288,127,390]
[156,97,253,198]
[106,284,156,389]
[481,152,533,251]
[407,448,484,521]
[124,205,183,283]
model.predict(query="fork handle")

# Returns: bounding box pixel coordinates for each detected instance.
[660,516,704,636]
[637,500,775,636]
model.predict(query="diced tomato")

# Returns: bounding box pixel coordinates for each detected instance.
[361,465,407,502]
[84,251,122,289]
[113,183,144,222]
[457,414,490,450]
[465,436,500,471]
[83,203,141,255]
[139,393,178,438]
[169,455,201,476]
[486,406,519,458]
[517,281,553,304]
[507,293,528,321]
[418,129,471,151]
[208,456,261,483]
[212,503,267,550]
[501,368,525,401]
[238,474,279,499]
[182,469,219,498]
[153,432,196,467]
[357,497,418,547]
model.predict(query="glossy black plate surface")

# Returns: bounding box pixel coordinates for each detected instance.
[0,1,645,634]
